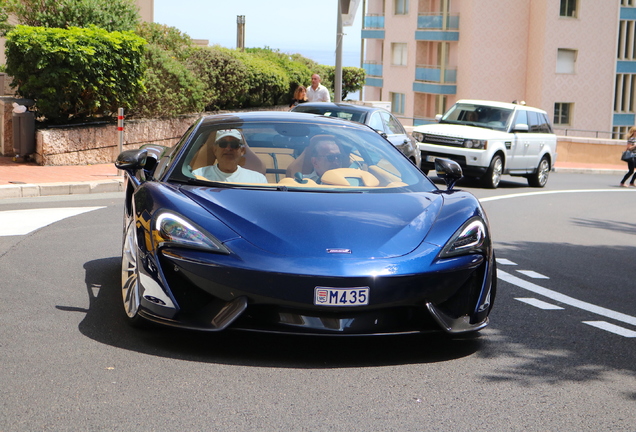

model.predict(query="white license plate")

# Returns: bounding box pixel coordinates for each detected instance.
[426,155,437,163]
[314,287,369,306]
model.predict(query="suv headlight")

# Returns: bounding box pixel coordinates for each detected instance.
[412,131,424,143]
[464,139,487,149]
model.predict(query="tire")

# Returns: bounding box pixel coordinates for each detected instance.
[527,156,550,187]
[121,219,146,327]
[481,155,503,188]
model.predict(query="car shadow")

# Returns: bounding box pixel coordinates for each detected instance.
[73,257,482,368]
[429,174,529,189]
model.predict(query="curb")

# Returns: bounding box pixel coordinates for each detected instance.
[0,178,124,200]
[553,167,626,176]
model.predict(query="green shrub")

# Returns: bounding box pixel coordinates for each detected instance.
[229,50,289,107]
[135,22,193,62]
[5,0,140,32]
[185,46,250,111]
[5,25,145,122]
[324,66,366,99]
[130,44,206,118]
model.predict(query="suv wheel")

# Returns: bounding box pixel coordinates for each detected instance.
[528,156,550,187]
[481,155,503,188]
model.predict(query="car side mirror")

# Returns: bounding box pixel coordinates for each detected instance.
[512,123,529,132]
[435,114,443,122]
[115,149,148,170]
[434,158,463,191]
[374,129,388,139]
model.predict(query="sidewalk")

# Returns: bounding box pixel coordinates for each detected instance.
[0,155,629,200]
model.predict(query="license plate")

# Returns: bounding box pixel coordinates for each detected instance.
[314,287,369,306]
[426,155,437,162]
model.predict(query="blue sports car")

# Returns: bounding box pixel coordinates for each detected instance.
[115,111,496,335]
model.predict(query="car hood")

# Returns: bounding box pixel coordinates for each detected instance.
[181,187,444,259]
[414,123,510,139]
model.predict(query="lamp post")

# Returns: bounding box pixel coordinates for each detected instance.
[237,15,245,50]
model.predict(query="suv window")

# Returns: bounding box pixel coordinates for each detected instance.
[527,111,553,133]
[513,110,528,132]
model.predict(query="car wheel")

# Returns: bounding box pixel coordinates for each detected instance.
[121,219,145,326]
[481,155,503,188]
[527,157,550,187]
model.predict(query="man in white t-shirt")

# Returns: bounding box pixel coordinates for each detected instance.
[193,129,267,183]
[306,74,331,102]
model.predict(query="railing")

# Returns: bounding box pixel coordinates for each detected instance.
[415,64,457,83]
[553,128,615,139]
[363,61,383,77]
[417,13,459,30]
[363,14,385,29]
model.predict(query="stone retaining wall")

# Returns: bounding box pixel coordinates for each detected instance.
[20,108,634,167]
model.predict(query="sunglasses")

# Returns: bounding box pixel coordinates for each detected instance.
[318,154,342,163]
[216,139,244,149]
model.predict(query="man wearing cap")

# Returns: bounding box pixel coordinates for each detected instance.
[306,74,331,103]
[193,129,267,183]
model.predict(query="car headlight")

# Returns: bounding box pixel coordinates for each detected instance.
[464,139,487,149]
[412,131,424,143]
[153,212,230,254]
[440,217,487,258]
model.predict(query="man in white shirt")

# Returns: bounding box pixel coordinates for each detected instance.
[193,129,267,183]
[306,74,331,102]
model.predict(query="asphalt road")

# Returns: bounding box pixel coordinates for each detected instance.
[1,171,635,431]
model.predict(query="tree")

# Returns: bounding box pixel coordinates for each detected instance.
[5,0,139,32]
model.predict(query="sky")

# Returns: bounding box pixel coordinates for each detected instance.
[153,0,364,67]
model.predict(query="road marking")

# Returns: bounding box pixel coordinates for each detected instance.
[498,270,636,327]
[480,189,635,203]
[0,207,105,236]
[583,321,636,338]
[515,297,564,310]
[517,270,549,279]
[496,258,517,266]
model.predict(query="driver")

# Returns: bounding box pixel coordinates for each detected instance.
[193,129,267,183]
[304,135,344,182]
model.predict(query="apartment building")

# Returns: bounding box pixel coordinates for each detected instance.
[362,0,636,138]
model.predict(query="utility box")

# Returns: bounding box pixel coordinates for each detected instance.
[13,111,35,156]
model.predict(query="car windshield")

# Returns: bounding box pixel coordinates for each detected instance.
[170,119,435,193]
[293,106,366,123]
[441,103,513,132]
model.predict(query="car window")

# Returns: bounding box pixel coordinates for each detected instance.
[526,111,547,133]
[368,112,385,132]
[381,112,406,135]
[170,119,434,193]
[513,110,528,132]
[442,103,512,131]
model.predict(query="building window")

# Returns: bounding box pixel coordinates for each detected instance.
[554,103,572,125]
[395,0,409,15]
[556,49,577,73]
[560,0,577,17]
[391,93,405,115]
[391,43,408,66]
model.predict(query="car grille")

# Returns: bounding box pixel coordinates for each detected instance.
[423,134,464,147]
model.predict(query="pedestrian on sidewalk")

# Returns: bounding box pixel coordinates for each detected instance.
[306,74,330,103]
[620,126,636,187]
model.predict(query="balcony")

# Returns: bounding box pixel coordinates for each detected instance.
[415,13,459,41]
[362,14,385,39]
[363,62,383,77]
[413,64,456,95]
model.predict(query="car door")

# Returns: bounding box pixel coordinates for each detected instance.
[524,110,549,172]
[507,109,530,171]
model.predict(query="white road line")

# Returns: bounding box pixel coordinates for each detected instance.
[517,270,549,279]
[496,258,517,266]
[515,297,564,310]
[498,270,636,327]
[583,321,636,338]
[0,207,104,236]
[480,189,635,203]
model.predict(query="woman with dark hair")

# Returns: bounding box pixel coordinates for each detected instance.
[289,85,308,109]
[620,126,636,187]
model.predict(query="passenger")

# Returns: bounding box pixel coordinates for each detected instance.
[304,135,344,182]
[193,129,267,183]
[466,111,478,122]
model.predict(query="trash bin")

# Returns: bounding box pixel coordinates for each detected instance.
[13,110,35,156]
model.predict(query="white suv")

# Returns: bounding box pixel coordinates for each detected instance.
[412,100,557,188]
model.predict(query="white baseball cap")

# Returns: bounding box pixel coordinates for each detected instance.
[215,129,243,143]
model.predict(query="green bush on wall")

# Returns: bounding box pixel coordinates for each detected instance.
[5,25,146,122]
